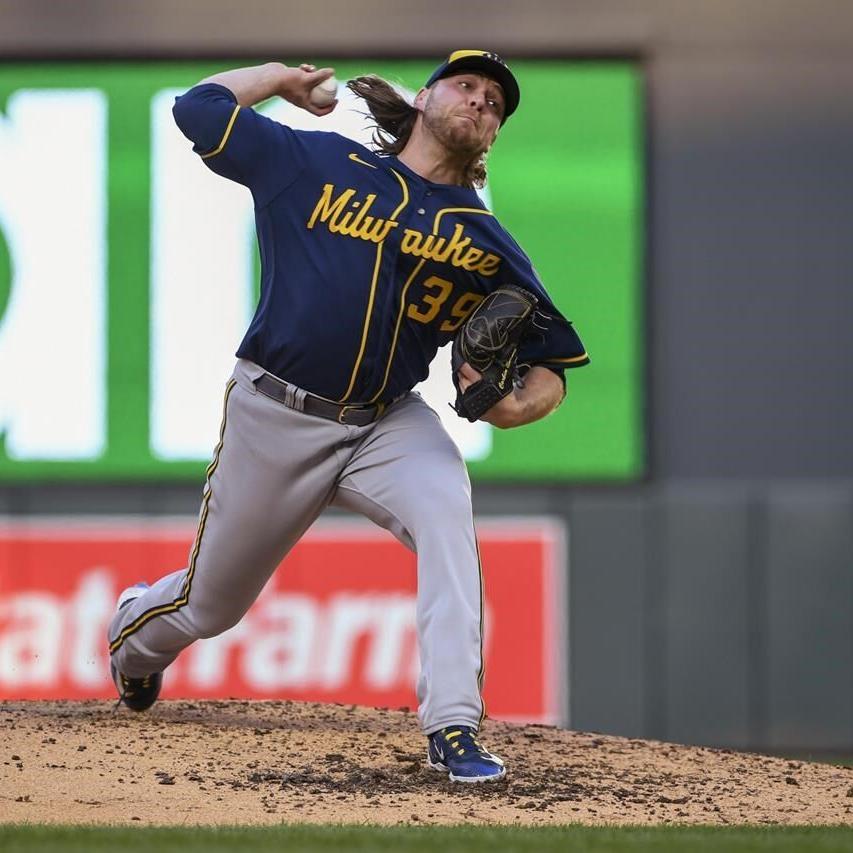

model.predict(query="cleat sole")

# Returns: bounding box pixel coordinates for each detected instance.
[427,755,506,783]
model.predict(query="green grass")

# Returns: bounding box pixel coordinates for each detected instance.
[2,825,853,853]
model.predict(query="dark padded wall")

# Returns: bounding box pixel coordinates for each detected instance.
[652,56,853,476]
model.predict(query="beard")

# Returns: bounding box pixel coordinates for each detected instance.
[422,99,485,158]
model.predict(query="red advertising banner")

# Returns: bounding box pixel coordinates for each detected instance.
[0,518,566,724]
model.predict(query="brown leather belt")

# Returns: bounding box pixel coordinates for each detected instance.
[254,373,385,427]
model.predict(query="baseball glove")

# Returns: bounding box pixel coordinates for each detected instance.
[451,284,538,422]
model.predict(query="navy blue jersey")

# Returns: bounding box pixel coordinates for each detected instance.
[173,83,589,404]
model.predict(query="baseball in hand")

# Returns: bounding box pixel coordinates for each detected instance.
[309,76,338,108]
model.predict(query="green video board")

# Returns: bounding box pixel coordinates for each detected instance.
[0,60,643,481]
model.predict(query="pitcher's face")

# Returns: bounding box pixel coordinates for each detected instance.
[415,72,505,156]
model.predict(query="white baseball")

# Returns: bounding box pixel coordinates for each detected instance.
[309,76,338,108]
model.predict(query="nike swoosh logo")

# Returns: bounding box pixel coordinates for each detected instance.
[348,152,377,169]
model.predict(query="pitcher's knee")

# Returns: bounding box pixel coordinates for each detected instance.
[409,481,474,538]
[428,467,471,505]
[187,606,243,639]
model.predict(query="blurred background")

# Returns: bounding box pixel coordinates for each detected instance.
[0,0,851,757]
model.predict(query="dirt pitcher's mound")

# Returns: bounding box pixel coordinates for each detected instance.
[1,700,851,826]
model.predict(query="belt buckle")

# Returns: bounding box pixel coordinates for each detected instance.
[337,404,358,425]
[337,403,379,426]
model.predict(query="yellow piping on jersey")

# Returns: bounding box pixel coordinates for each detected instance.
[201,105,241,160]
[338,168,410,403]
[108,379,236,655]
[433,206,493,232]
[368,258,427,403]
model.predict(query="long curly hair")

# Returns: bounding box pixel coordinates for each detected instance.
[346,74,488,190]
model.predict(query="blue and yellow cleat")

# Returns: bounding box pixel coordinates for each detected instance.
[427,726,506,783]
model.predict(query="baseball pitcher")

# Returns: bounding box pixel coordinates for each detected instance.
[107,50,589,783]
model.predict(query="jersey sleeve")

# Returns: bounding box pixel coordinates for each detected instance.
[495,227,590,377]
[171,83,307,206]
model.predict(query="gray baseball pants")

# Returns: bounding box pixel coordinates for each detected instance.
[108,358,485,734]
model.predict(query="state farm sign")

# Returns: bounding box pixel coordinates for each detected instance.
[0,518,567,724]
